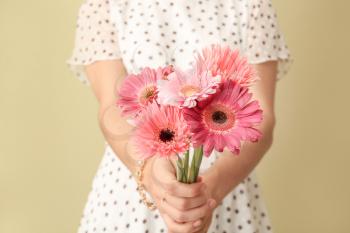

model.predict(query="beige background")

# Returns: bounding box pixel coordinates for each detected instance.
[1,0,349,232]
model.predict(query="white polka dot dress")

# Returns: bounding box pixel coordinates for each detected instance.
[66,0,291,232]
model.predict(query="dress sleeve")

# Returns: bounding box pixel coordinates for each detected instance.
[243,0,292,80]
[66,0,122,85]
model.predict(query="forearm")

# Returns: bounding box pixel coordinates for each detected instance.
[98,106,138,175]
[205,113,275,203]
[85,59,139,176]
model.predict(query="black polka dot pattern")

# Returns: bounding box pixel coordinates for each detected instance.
[243,0,291,79]
[66,0,123,84]
[66,0,291,85]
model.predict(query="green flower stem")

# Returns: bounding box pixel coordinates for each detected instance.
[194,146,203,179]
[183,150,189,183]
[188,152,196,183]
[176,154,184,182]
[177,147,204,184]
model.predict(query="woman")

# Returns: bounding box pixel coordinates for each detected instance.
[67,0,291,232]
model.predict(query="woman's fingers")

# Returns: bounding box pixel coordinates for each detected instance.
[192,214,213,233]
[153,185,212,222]
[164,192,208,211]
[161,213,200,233]
[165,181,206,198]
[160,197,216,222]
[151,177,207,211]
[150,157,217,232]
[158,177,206,198]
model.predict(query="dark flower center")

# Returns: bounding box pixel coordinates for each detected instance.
[159,129,175,142]
[212,111,227,124]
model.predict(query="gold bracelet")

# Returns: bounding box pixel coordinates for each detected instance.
[135,159,157,211]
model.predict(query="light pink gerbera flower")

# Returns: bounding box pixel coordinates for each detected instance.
[133,103,191,159]
[156,64,175,80]
[183,79,263,156]
[117,67,159,118]
[158,67,221,108]
[194,44,258,87]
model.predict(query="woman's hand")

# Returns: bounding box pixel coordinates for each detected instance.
[192,213,213,233]
[191,167,221,233]
[142,156,217,233]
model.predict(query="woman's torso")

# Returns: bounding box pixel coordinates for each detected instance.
[110,0,250,74]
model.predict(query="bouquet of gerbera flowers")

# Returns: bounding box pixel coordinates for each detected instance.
[117,44,263,183]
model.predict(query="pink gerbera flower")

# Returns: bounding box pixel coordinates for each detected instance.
[158,67,221,108]
[194,44,258,87]
[117,67,159,118]
[156,64,175,80]
[183,79,263,156]
[133,103,191,159]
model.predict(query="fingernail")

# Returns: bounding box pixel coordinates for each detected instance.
[193,220,201,227]
[208,199,216,208]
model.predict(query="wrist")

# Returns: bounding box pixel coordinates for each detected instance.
[134,157,157,211]
[141,156,156,193]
